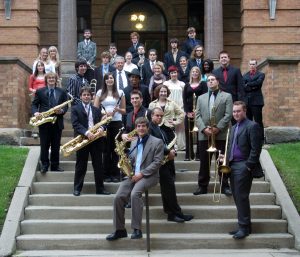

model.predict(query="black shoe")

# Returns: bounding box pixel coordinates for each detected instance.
[40,166,48,173]
[167,215,185,223]
[73,190,80,196]
[194,158,200,161]
[181,214,194,221]
[51,167,64,172]
[96,190,111,195]
[124,202,131,208]
[221,187,232,196]
[184,158,191,161]
[104,177,112,183]
[232,229,249,239]
[193,187,207,195]
[112,177,120,183]
[131,229,143,239]
[229,227,252,235]
[106,229,128,241]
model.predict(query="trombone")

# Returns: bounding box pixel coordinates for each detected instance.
[187,93,198,160]
[212,127,231,203]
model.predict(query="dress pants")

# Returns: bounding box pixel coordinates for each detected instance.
[113,177,158,230]
[230,161,253,228]
[74,139,104,193]
[159,160,182,216]
[39,122,62,169]
[198,140,229,189]
[246,105,264,140]
[184,116,199,159]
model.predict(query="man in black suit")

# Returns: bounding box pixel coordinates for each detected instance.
[187,45,204,72]
[149,107,194,223]
[181,27,203,58]
[128,32,142,59]
[141,49,158,86]
[123,69,151,113]
[164,38,187,70]
[212,51,244,104]
[243,59,265,141]
[94,51,116,92]
[226,101,263,239]
[32,72,68,173]
[71,86,110,196]
[112,56,130,90]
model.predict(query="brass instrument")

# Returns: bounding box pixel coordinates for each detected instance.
[162,134,177,165]
[207,106,217,153]
[213,127,231,203]
[89,79,97,95]
[29,98,73,127]
[114,128,137,177]
[60,116,112,157]
[191,93,198,133]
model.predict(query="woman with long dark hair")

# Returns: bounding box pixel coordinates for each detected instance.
[94,72,126,182]
[28,61,46,95]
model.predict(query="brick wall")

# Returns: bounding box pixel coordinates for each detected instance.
[0,58,31,128]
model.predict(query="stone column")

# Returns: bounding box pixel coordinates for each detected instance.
[204,0,223,60]
[58,0,77,76]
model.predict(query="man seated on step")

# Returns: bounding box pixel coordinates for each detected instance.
[106,117,164,240]
[149,107,194,223]
[71,86,110,196]
[220,101,264,239]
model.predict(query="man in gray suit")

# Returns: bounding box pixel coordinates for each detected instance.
[226,101,263,239]
[77,29,97,82]
[106,117,164,241]
[194,73,233,196]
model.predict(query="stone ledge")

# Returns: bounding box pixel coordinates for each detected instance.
[257,57,300,70]
[0,57,32,73]
[265,127,300,144]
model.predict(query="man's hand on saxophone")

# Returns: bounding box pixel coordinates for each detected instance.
[121,133,137,142]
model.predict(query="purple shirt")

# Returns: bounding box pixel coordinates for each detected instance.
[231,119,246,162]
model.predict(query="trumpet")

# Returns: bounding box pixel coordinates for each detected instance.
[213,127,231,203]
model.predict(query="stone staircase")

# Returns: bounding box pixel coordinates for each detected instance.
[14,151,294,255]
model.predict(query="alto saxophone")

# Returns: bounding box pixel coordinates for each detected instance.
[162,134,177,165]
[60,116,112,157]
[114,128,137,177]
[29,98,73,127]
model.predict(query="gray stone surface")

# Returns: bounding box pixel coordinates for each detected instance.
[265,127,300,144]
[0,128,22,145]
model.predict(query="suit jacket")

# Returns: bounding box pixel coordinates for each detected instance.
[125,106,150,132]
[227,118,263,177]
[181,38,203,57]
[148,99,184,128]
[212,65,244,102]
[141,59,153,86]
[183,82,208,113]
[178,66,190,84]
[129,134,164,179]
[187,58,203,73]
[243,71,265,106]
[112,70,130,90]
[94,64,116,91]
[195,91,233,141]
[77,40,97,66]
[71,103,102,137]
[164,50,187,70]
[31,86,68,130]
[124,84,151,113]
[128,43,142,59]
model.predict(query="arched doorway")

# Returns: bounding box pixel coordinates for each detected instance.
[112,1,167,60]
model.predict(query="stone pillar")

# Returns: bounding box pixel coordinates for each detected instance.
[58,0,77,77]
[204,0,223,60]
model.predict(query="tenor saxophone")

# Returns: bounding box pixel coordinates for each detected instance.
[161,134,177,165]
[114,128,137,177]
[60,116,112,157]
[29,98,73,127]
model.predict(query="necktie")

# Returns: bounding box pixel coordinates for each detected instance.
[229,123,240,161]
[209,92,215,118]
[135,139,143,175]
[49,88,55,108]
[223,68,228,82]
[197,59,201,67]
[132,111,138,125]
[118,71,124,90]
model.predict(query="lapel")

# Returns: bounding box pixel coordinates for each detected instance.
[141,135,152,164]
[236,119,249,142]
[213,91,222,111]
[80,103,88,118]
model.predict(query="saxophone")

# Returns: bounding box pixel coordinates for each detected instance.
[162,134,177,165]
[114,128,137,177]
[29,98,73,127]
[60,116,112,157]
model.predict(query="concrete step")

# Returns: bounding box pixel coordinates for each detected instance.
[20,219,287,235]
[28,193,275,206]
[24,205,282,220]
[16,233,294,250]
[20,137,73,146]
[31,181,270,194]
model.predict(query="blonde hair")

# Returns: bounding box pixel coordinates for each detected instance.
[189,66,201,84]
[48,46,60,64]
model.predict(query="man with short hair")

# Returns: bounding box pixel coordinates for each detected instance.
[212,51,244,104]
[71,86,110,196]
[109,43,119,65]
[106,117,164,240]
[94,51,116,91]
[181,27,203,58]
[77,29,96,82]
[67,59,88,105]
[164,38,187,70]
[112,56,130,90]
[123,69,151,113]
[32,72,68,173]
[128,31,141,59]
[226,101,263,239]
[243,59,265,141]
[142,49,158,86]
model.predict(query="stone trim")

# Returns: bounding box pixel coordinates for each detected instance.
[0,57,32,73]
[257,57,300,70]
